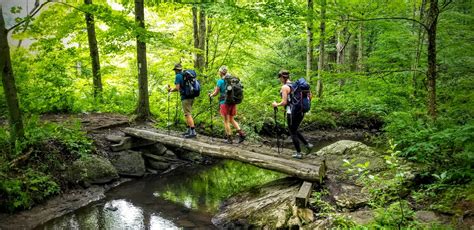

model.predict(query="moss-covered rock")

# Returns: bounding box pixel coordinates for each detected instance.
[109,150,145,177]
[314,140,386,174]
[67,155,119,185]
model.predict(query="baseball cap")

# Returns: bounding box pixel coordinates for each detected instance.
[278,69,290,78]
[172,63,182,70]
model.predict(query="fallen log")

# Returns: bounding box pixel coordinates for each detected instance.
[123,128,326,182]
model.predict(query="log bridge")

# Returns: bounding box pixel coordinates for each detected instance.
[122,128,327,183]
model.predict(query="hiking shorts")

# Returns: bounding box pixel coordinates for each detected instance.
[182,99,194,116]
[220,104,237,116]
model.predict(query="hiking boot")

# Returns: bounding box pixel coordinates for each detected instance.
[238,134,246,143]
[305,143,314,154]
[292,152,303,159]
[182,128,190,136]
[184,129,196,138]
[224,136,233,144]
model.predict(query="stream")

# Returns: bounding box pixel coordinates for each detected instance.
[37,160,284,229]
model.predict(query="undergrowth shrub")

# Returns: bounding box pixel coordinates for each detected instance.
[385,112,474,183]
[0,116,93,212]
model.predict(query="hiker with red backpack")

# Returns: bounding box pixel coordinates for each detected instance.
[272,69,313,159]
[208,66,246,144]
[168,63,200,138]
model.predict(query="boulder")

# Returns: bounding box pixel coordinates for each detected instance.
[109,150,146,177]
[332,184,369,210]
[105,135,125,143]
[314,140,386,174]
[140,143,168,156]
[342,210,374,225]
[414,211,441,224]
[67,155,119,185]
[147,159,170,171]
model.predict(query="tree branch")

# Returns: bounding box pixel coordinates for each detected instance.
[343,17,428,31]
[6,0,52,33]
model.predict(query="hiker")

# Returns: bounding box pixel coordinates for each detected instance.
[168,63,197,138]
[272,69,313,159]
[208,66,246,144]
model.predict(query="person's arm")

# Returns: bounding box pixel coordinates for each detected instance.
[168,74,182,92]
[209,79,222,97]
[272,85,290,107]
[209,86,219,97]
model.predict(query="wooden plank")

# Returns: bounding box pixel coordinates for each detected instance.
[122,128,325,182]
[295,181,313,208]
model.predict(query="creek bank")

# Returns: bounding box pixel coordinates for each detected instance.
[213,140,380,229]
[0,180,128,230]
[0,114,206,230]
[213,140,463,229]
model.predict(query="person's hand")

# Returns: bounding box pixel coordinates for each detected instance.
[208,93,213,98]
[167,85,172,92]
[272,101,278,107]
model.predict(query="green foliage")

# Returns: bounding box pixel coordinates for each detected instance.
[385,112,474,183]
[372,201,416,228]
[0,116,92,212]
[0,169,59,212]
[309,189,335,214]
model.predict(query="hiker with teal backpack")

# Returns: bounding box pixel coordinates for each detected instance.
[271,69,313,159]
[168,63,200,138]
[208,66,246,144]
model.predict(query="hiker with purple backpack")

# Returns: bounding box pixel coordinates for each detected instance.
[271,69,313,159]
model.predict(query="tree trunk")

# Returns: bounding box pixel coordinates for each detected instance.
[412,0,427,97]
[134,0,150,121]
[357,22,363,71]
[197,6,206,71]
[306,0,314,82]
[123,128,326,182]
[0,7,24,142]
[192,5,199,69]
[349,33,357,71]
[316,0,326,98]
[336,29,345,67]
[84,0,102,100]
[205,17,211,69]
[426,0,438,119]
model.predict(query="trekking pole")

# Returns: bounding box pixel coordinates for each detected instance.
[274,107,280,154]
[174,91,179,126]
[167,87,171,135]
[209,92,214,142]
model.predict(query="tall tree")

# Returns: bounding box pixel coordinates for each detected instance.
[84,0,102,100]
[426,0,439,119]
[316,0,326,98]
[306,0,314,81]
[134,0,150,121]
[0,6,24,142]
[193,4,206,72]
[411,0,427,97]
[357,22,363,71]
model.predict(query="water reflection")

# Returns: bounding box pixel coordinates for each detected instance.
[156,160,284,213]
[39,160,284,229]
[40,199,179,230]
